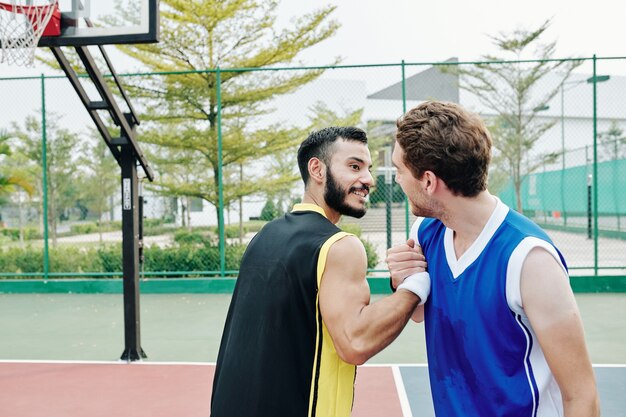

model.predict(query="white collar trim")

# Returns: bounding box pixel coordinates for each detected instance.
[444,197,509,279]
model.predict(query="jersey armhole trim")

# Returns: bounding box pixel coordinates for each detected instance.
[410,217,426,246]
[316,231,354,287]
[506,237,568,315]
[309,230,353,417]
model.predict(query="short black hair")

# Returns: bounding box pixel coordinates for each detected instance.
[297,126,368,185]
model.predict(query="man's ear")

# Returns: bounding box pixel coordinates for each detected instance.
[422,170,438,194]
[308,157,326,185]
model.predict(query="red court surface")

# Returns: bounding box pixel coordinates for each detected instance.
[0,361,407,417]
[3,361,623,416]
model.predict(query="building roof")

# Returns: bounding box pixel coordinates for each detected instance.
[367,57,459,102]
[367,59,626,121]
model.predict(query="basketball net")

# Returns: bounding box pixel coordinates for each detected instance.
[0,0,60,66]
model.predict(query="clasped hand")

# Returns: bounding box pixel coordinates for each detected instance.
[385,239,427,290]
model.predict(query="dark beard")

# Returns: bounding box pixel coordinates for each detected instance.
[324,167,367,219]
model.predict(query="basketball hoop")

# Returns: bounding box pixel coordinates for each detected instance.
[0,0,60,66]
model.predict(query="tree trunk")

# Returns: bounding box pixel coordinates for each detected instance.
[239,163,243,245]
[186,196,192,232]
[49,196,57,247]
[514,179,523,213]
[98,206,103,245]
[18,193,24,246]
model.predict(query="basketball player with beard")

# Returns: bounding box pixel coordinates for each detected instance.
[211,126,431,417]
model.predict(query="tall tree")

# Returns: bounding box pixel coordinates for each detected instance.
[77,131,119,243]
[598,121,626,162]
[447,20,581,212]
[106,0,339,234]
[0,129,33,204]
[11,114,81,245]
[0,129,37,243]
[144,140,205,230]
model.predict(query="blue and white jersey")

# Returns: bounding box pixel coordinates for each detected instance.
[413,198,568,417]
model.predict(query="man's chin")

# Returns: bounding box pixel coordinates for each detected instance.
[341,205,367,219]
[408,203,422,217]
[345,211,366,219]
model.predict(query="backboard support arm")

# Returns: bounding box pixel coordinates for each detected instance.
[49,44,152,361]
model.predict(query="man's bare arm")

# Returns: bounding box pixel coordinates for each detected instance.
[521,248,600,417]
[319,235,421,365]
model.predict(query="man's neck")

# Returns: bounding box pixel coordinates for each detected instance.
[301,192,341,224]
[442,191,498,258]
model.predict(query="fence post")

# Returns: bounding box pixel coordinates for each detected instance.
[592,55,599,277]
[217,67,226,277]
[401,59,410,240]
[560,85,568,226]
[587,173,592,240]
[40,74,49,281]
[384,146,392,249]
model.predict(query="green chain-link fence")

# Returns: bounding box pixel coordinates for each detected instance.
[1,57,625,279]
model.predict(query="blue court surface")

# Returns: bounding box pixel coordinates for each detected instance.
[395,364,626,416]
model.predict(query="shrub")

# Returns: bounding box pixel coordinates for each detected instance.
[0,227,41,241]
[50,246,104,272]
[0,228,19,240]
[142,244,247,276]
[174,230,212,245]
[70,223,99,235]
[0,246,43,273]
[144,218,166,228]
[98,245,122,272]
[260,199,280,221]
[0,243,249,278]
[245,220,267,233]
[211,220,267,239]
[340,223,378,268]
[0,227,376,276]
[361,239,379,269]
[340,223,362,236]
[225,224,247,238]
[0,246,106,275]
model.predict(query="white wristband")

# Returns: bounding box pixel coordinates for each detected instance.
[397,271,430,305]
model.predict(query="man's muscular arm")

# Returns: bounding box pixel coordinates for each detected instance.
[319,235,424,365]
[521,248,600,417]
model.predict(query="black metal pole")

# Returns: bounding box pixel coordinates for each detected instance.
[138,184,144,267]
[119,144,146,361]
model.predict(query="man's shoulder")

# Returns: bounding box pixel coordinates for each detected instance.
[413,217,446,244]
[327,233,362,253]
[501,209,552,243]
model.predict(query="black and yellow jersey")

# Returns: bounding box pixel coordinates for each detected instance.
[211,203,356,417]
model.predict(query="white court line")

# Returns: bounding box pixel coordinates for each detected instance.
[0,359,216,366]
[592,364,626,368]
[392,365,414,417]
[369,363,427,367]
[2,360,622,367]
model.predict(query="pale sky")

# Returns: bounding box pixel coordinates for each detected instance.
[276,0,626,74]
[1,0,625,78]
